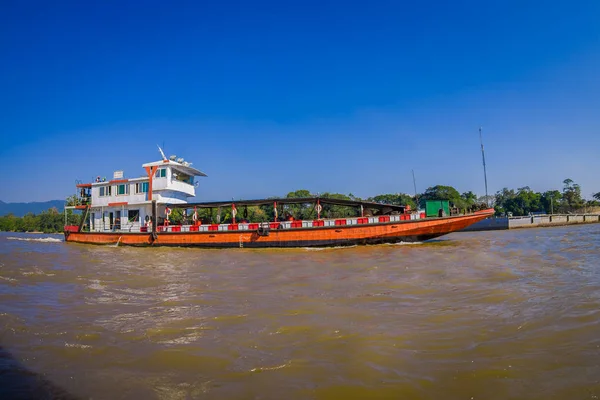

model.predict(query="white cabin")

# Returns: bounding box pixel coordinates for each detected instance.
[75,158,206,232]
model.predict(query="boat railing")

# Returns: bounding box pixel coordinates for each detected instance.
[82,208,492,234]
[148,213,431,233]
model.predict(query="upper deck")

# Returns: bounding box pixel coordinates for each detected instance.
[73,155,207,208]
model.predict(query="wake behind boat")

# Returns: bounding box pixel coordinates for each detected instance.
[64,150,494,248]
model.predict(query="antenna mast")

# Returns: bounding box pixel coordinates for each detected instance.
[479,127,489,206]
[412,169,418,206]
[157,144,167,161]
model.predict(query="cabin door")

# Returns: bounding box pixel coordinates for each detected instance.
[109,212,114,229]
[115,211,121,230]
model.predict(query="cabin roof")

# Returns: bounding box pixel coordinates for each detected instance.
[142,159,207,177]
[170,197,406,211]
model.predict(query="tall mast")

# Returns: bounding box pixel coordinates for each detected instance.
[411,169,418,205]
[479,127,489,206]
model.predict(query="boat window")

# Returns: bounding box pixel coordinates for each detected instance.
[155,168,167,178]
[174,172,193,184]
[128,209,140,222]
[99,186,112,197]
[134,182,149,194]
[117,184,129,196]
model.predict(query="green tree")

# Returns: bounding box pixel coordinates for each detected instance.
[284,189,315,220]
[286,189,312,198]
[247,206,269,222]
[21,212,38,232]
[0,208,71,233]
[421,185,465,208]
[516,187,542,216]
[66,209,81,226]
[494,188,516,215]
[562,178,584,211]
[541,190,562,214]
[320,192,357,218]
[167,208,185,224]
[496,187,543,216]
[65,195,79,207]
[586,199,600,207]
[461,191,478,209]
[368,193,416,210]
[37,208,62,233]
[0,213,18,232]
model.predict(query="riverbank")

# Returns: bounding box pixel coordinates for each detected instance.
[461,214,600,232]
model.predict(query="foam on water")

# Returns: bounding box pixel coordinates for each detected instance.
[304,242,423,251]
[303,245,358,251]
[7,236,63,243]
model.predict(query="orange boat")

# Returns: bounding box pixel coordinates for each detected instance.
[64,150,494,247]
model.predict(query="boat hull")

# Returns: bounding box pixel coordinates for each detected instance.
[64,209,494,248]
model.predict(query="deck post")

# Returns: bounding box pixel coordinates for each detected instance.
[151,200,157,239]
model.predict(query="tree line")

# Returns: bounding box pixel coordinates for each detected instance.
[365,178,599,217]
[493,179,600,216]
[165,179,600,224]
[0,208,80,233]
[2,178,598,232]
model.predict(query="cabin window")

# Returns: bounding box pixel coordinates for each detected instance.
[155,168,166,178]
[134,182,149,194]
[117,184,129,196]
[99,186,111,197]
[173,171,193,184]
[128,209,140,223]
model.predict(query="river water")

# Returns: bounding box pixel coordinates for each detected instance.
[0,225,599,399]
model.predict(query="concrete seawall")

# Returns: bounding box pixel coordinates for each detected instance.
[461,214,600,232]
[461,217,509,231]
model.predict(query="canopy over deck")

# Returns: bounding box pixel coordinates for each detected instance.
[169,197,407,212]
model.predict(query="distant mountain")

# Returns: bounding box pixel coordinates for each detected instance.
[0,200,65,217]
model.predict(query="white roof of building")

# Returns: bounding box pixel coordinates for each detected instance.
[142,160,207,177]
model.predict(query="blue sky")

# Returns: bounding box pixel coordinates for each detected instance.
[1,0,599,203]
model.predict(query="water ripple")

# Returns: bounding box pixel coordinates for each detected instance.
[1,226,599,399]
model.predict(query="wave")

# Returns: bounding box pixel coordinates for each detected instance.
[64,342,92,349]
[7,237,63,243]
[303,245,358,251]
[303,242,423,251]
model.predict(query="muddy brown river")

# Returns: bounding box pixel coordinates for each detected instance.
[1,225,599,399]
